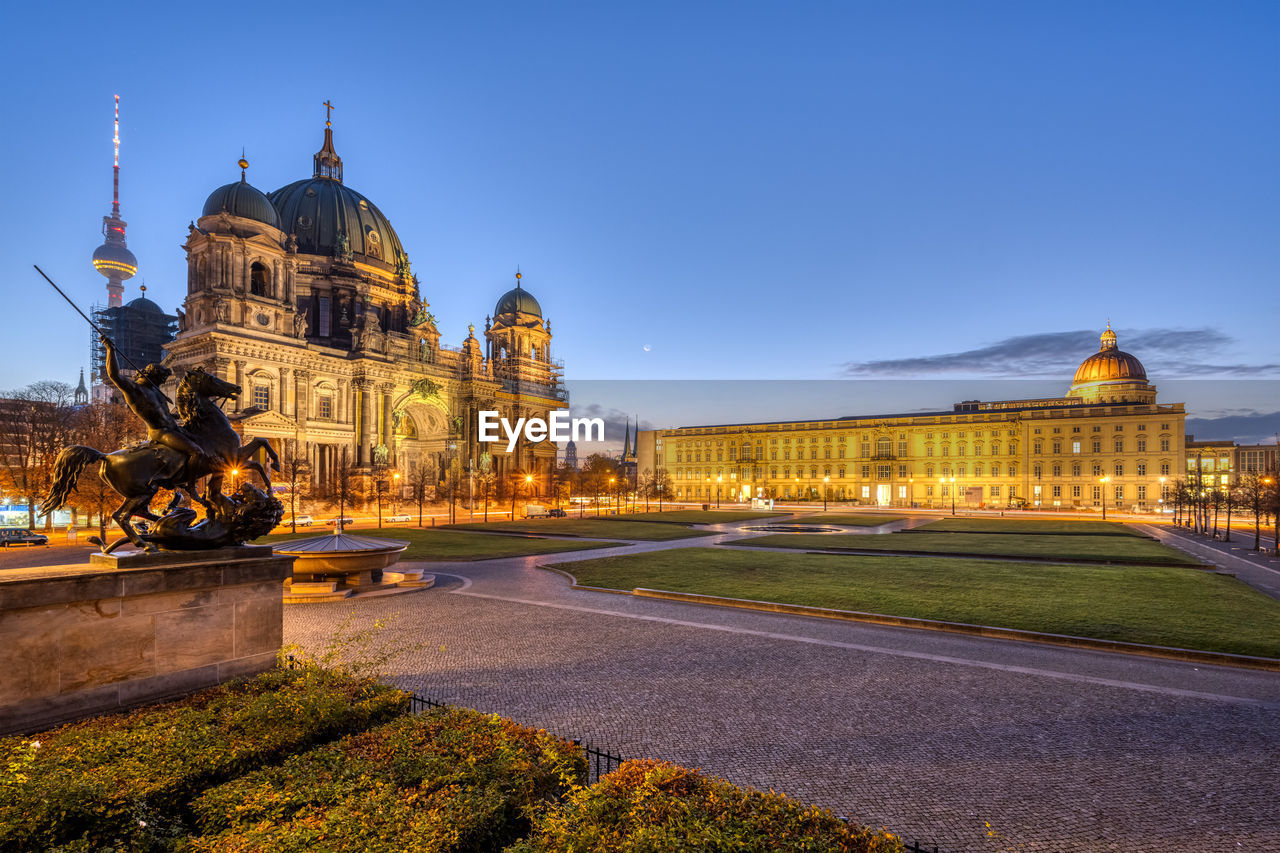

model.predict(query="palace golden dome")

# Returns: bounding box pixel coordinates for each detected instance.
[1072,326,1147,385]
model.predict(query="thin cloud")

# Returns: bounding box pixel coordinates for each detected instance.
[843,328,1278,379]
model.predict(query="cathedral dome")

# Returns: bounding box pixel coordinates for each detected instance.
[125,294,164,314]
[269,178,406,268]
[202,164,280,228]
[202,178,280,227]
[494,283,542,318]
[1071,327,1147,386]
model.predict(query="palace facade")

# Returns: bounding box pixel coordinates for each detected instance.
[638,327,1187,511]
[162,117,565,497]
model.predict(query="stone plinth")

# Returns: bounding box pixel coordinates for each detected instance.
[0,546,294,736]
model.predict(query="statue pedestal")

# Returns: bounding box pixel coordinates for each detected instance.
[0,546,294,736]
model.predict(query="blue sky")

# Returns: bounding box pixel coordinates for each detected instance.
[4,1,1277,419]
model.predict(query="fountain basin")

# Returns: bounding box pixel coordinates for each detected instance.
[273,532,409,594]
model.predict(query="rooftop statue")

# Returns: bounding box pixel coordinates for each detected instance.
[41,338,283,553]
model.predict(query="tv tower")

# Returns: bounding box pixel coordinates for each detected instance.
[91,94,137,308]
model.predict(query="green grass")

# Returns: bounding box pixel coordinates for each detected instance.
[443,518,717,541]
[795,513,906,527]
[916,518,1146,536]
[563,548,1280,657]
[730,531,1203,566]
[616,510,789,525]
[257,527,621,561]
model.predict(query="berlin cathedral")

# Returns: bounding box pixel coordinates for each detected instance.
[162,113,566,498]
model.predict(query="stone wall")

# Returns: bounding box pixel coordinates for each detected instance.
[0,546,293,735]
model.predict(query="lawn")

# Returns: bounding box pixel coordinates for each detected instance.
[615,509,789,525]
[257,527,621,561]
[443,518,717,541]
[729,531,1203,566]
[915,518,1146,536]
[795,513,906,527]
[563,548,1280,657]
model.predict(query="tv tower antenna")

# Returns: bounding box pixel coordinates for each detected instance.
[92,94,137,308]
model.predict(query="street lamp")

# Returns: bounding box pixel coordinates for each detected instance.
[609,476,616,515]
[1100,475,1110,521]
[823,475,829,511]
[229,468,240,490]
[907,477,913,510]
[938,476,945,511]
[949,476,956,516]
[716,474,722,509]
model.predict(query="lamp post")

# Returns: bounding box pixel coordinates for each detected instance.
[907,477,913,509]
[794,477,800,503]
[823,475,829,511]
[716,474,722,509]
[949,476,956,516]
[609,476,616,515]
[229,468,240,491]
[938,476,945,511]
[1100,475,1110,521]
[1158,476,1166,517]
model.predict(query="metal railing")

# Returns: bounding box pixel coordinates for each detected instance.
[409,693,623,783]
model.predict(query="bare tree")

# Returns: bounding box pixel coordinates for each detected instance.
[277,438,309,534]
[328,446,358,531]
[67,398,139,542]
[0,381,78,529]
[410,461,433,527]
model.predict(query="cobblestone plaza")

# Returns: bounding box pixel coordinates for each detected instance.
[284,525,1280,852]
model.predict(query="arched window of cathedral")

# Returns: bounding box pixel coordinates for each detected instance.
[250,262,270,298]
[399,416,418,439]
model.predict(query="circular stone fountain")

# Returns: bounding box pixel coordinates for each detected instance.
[740,524,846,534]
[273,531,431,602]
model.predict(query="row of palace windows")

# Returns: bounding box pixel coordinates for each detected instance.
[673,459,1175,482]
[673,482,1167,503]
[675,436,1180,464]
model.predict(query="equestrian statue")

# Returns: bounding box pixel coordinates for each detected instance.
[41,337,282,553]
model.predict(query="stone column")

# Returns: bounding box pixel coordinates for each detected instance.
[358,383,374,467]
[279,367,291,416]
[381,386,394,462]
[234,360,246,412]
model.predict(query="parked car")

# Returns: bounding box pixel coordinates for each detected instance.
[282,515,314,527]
[0,528,49,547]
[547,508,567,518]
[523,504,550,518]
[325,516,355,527]
[386,513,412,523]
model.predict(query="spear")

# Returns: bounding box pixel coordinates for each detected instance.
[34,264,172,402]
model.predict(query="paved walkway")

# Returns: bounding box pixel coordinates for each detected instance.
[1136,523,1280,600]
[284,521,1280,853]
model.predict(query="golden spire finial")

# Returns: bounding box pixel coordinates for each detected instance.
[323,99,335,127]
[238,148,249,180]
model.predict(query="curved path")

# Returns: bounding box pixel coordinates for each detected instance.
[283,518,1280,852]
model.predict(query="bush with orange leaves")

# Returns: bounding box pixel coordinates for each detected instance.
[507,758,902,853]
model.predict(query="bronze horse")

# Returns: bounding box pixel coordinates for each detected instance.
[42,367,281,552]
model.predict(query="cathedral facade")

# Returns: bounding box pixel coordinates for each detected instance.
[638,328,1187,512]
[162,118,565,499]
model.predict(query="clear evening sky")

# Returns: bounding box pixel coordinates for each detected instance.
[4,2,1277,421]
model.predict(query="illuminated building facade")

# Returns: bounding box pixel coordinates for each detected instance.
[638,328,1187,512]
[162,110,565,497]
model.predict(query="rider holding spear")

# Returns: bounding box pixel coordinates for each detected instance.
[100,334,216,476]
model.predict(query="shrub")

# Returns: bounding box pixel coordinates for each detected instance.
[507,759,902,853]
[0,666,408,852]
[187,707,587,853]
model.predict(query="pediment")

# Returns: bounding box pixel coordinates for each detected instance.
[236,409,298,430]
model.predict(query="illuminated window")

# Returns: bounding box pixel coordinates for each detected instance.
[318,395,333,419]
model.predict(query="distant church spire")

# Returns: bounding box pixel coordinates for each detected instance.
[314,99,343,182]
[74,368,88,405]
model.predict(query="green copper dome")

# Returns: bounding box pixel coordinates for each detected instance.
[202,177,280,228]
[269,178,406,269]
[494,286,542,318]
